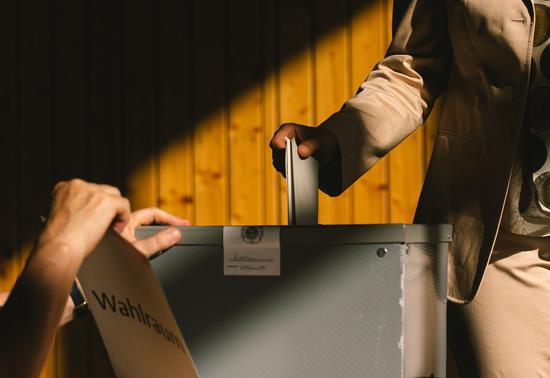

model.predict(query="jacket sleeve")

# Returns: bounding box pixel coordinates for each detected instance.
[320,0,451,196]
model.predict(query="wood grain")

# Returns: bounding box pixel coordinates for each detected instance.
[314,0,353,225]
[350,0,391,224]
[158,0,195,223]
[17,0,55,375]
[278,0,315,224]
[228,0,264,225]
[122,0,158,210]
[193,0,228,226]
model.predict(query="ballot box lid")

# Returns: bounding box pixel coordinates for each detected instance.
[138,223,452,246]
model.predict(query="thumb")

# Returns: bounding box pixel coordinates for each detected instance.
[295,126,321,159]
[133,227,181,258]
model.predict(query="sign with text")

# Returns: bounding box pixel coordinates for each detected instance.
[78,229,198,378]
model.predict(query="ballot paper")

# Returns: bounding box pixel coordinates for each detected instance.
[78,229,199,378]
[285,137,319,225]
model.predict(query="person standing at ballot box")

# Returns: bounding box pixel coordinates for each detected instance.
[271,0,550,376]
[0,179,190,378]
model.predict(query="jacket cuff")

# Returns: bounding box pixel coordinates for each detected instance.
[320,110,378,195]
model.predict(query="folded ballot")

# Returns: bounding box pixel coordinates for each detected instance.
[285,137,319,225]
[78,229,199,378]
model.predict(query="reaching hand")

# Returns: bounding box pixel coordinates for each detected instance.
[117,207,191,258]
[270,123,343,195]
[269,123,339,177]
[38,179,132,261]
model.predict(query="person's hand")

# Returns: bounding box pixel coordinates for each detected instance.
[116,207,191,258]
[270,123,339,177]
[38,179,131,261]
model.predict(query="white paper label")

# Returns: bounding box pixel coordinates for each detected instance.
[223,226,281,276]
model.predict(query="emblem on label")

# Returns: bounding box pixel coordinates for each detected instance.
[241,226,264,244]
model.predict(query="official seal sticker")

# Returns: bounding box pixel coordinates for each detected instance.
[241,226,264,244]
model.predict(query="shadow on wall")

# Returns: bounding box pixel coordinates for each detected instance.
[1,0,388,264]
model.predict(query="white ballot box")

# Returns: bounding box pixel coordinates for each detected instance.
[137,224,451,378]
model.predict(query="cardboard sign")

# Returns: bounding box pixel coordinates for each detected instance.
[78,229,199,378]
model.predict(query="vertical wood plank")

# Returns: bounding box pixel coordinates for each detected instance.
[122,0,158,209]
[388,128,425,223]
[51,0,87,182]
[278,0,315,223]
[228,0,264,225]
[314,0,353,225]
[193,0,228,226]
[50,0,89,376]
[87,0,123,189]
[350,0,391,224]
[157,0,195,222]
[18,0,52,264]
[262,0,282,225]
[0,0,19,292]
[86,2,121,376]
[18,0,55,376]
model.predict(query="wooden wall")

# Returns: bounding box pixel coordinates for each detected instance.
[0,0,439,376]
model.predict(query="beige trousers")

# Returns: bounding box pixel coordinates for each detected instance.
[447,248,550,377]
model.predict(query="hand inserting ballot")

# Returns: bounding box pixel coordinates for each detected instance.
[270,122,342,196]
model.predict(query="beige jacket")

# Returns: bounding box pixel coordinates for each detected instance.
[322,0,534,303]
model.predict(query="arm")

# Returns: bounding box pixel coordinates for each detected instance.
[0,207,190,332]
[270,0,451,195]
[0,180,190,377]
[320,0,451,194]
[0,179,131,378]
[117,207,190,258]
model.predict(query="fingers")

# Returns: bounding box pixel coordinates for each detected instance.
[108,194,131,224]
[129,207,191,227]
[300,126,339,166]
[51,180,122,209]
[270,123,298,150]
[297,140,319,159]
[97,184,121,196]
[44,179,132,259]
[271,123,323,160]
[270,123,312,176]
[117,207,189,250]
[295,126,320,159]
[133,227,182,257]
